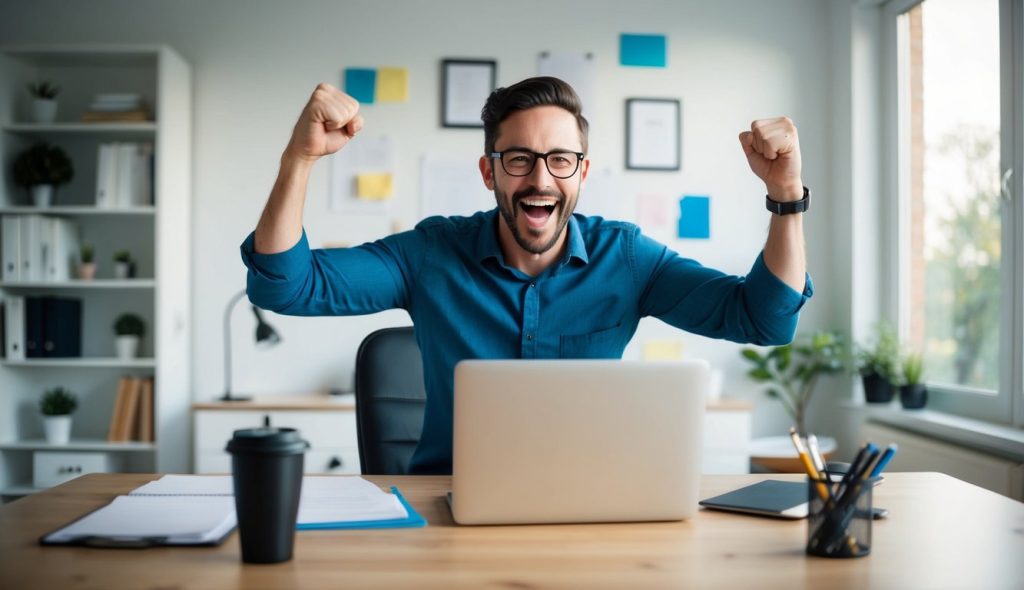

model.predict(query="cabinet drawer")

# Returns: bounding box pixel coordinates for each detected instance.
[196,447,360,475]
[195,411,269,452]
[33,451,121,488]
[267,411,356,451]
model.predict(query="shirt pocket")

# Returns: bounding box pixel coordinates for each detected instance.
[559,323,624,359]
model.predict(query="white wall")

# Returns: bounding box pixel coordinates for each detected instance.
[0,0,843,438]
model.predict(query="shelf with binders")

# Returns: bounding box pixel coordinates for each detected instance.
[2,122,157,136]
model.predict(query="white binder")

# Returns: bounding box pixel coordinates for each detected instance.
[2,215,20,282]
[5,295,24,360]
[19,215,44,282]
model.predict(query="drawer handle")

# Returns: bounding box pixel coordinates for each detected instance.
[327,456,343,471]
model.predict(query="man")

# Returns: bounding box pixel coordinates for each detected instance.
[241,77,812,475]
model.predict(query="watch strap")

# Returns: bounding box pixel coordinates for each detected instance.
[765,186,810,215]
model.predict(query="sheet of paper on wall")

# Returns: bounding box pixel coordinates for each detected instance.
[643,340,684,361]
[537,51,596,120]
[572,166,624,220]
[357,173,394,200]
[344,68,377,104]
[620,33,667,68]
[330,135,394,214]
[377,67,408,102]
[678,195,710,239]
[637,194,672,228]
[420,155,493,218]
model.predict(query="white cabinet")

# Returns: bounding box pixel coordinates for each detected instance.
[703,401,753,474]
[0,45,192,501]
[193,395,361,475]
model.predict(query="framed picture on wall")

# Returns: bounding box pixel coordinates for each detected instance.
[441,59,497,128]
[625,98,681,171]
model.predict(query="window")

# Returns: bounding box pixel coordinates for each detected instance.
[892,0,1023,424]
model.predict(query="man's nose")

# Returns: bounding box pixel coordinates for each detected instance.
[528,156,555,186]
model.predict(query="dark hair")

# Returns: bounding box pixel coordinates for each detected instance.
[481,76,589,155]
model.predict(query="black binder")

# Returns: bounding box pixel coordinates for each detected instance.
[25,296,82,358]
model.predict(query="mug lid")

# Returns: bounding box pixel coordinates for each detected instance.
[225,427,309,455]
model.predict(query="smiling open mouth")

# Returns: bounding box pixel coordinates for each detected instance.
[519,198,559,227]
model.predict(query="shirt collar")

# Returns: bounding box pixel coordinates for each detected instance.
[476,208,590,268]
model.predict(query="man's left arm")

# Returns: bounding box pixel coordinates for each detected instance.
[739,117,807,292]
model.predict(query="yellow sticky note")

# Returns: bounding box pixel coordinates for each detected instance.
[356,173,393,200]
[377,67,408,102]
[643,340,684,361]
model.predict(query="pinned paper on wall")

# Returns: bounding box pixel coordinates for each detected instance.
[637,194,672,228]
[643,340,684,361]
[329,135,394,214]
[420,155,493,218]
[377,68,409,102]
[620,34,667,68]
[356,173,394,200]
[344,68,377,104]
[678,195,710,239]
[573,166,623,220]
[538,51,596,120]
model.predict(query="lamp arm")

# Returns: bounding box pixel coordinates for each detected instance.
[223,289,248,397]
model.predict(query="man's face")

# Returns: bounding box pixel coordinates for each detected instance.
[480,106,589,256]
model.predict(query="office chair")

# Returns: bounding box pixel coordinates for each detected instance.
[354,326,427,475]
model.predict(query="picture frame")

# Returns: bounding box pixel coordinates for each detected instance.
[625,98,681,171]
[441,59,497,128]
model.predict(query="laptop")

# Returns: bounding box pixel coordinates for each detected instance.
[450,359,709,525]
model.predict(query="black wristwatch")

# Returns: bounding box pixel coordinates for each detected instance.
[765,186,810,215]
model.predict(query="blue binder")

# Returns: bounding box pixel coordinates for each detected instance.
[296,487,427,530]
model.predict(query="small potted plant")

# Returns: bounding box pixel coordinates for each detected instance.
[39,386,77,445]
[899,352,928,409]
[113,313,145,359]
[11,142,74,207]
[27,80,60,123]
[78,244,96,280]
[741,330,845,436]
[856,323,900,403]
[112,250,135,279]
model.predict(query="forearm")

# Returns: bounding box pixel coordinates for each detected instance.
[254,153,315,254]
[763,211,806,293]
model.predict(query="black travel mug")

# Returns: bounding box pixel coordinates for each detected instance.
[225,427,309,564]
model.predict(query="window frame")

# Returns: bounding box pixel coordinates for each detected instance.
[883,0,1024,427]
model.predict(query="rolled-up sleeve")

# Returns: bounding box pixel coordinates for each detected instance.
[239,228,423,316]
[635,228,812,345]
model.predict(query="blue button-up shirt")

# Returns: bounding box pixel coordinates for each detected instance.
[240,209,812,474]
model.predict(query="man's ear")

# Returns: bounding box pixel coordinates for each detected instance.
[580,158,590,185]
[479,155,494,190]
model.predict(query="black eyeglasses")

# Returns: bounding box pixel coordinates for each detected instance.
[491,149,585,179]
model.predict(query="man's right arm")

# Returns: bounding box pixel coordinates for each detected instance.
[254,83,363,254]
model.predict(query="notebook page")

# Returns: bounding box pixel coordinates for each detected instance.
[297,476,407,523]
[44,495,236,543]
[130,475,233,496]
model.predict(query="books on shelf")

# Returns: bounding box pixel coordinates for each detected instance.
[95,142,154,209]
[107,376,154,442]
[3,295,82,360]
[1,214,80,282]
[81,93,151,123]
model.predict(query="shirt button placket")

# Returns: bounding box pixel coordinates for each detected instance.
[522,280,540,358]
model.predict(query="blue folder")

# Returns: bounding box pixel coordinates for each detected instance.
[296,487,427,530]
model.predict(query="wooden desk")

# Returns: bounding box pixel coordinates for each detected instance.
[1,473,1022,589]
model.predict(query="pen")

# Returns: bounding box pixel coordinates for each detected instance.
[806,433,826,473]
[869,443,898,477]
[789,427,830,502]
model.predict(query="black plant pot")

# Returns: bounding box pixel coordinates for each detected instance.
[862,372,895,403]
[900,384,928,409]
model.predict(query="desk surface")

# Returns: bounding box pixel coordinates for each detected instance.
[1,473,1022,589]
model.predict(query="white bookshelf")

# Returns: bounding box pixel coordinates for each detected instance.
[0,45,192,501]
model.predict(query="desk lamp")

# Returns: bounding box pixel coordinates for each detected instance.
[221,289,281,402]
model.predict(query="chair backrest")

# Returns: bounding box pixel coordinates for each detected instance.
[354,326,427,475]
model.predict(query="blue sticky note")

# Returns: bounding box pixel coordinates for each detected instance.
[620,34,667,67]
[678,195,710,239]
[344,68,377,104]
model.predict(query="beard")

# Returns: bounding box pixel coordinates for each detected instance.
[494,184,578,255]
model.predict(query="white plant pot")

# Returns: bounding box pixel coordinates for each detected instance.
[31,98,58,123]
[113,262,131,279]
[115,335,140,359]
[31,184,54,207]
[43,415,72,445]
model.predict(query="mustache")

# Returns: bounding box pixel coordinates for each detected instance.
[512,187,563,206]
